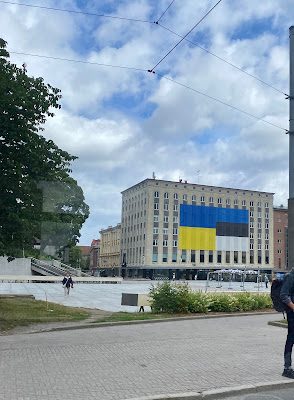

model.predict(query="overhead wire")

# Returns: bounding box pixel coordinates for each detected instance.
[149,0,223,72]
[9,51,148,72]
[0,0,287,95]
[154,71,288,132]
[0,0,154,24]
[155,0,175,24]
[8,50,288,133]
[157,23,289,96]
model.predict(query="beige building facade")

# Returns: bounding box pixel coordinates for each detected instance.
[121,178,274,279]
[99,224,121,276]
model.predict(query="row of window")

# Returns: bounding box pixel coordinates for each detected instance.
[250,222,270,229]
[154,215,178,223]
[152,252,269,264]
[250,211,269,218]
[250,232,269,239]
[249,243,270,250]
[153,228,178,235]
[154,192,269,207]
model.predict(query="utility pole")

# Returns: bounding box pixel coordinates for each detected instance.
[288,26,294,270]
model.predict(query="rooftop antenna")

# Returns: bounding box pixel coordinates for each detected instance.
[197,170,200,183]
[152,172,156,179]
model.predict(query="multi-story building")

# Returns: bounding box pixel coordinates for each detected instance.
[273,206,288,271]
[99,224,121,276]
[89,239,100,276]
[121,178,274,279]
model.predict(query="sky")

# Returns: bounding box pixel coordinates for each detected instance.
[0,0,292,245]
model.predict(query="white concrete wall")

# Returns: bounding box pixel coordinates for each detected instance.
[0,257,31,275]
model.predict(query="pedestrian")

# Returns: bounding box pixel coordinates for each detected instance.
[280,269,294,378]
[172,272,176,281]
[264,275,269,288]
[62,272,73,297]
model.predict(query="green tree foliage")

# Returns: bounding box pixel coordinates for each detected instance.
[0,38,89,259]
[69,246,83,268]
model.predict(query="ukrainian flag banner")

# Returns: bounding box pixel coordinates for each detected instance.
[179,205,249,251]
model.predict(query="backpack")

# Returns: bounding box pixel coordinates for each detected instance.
[270,278,287,312]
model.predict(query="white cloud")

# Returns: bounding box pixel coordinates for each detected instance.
[0,0,292,244]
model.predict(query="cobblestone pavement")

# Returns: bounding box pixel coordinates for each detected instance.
[0,313,288,400]
[218,387,294,400]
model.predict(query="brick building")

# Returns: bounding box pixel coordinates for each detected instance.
[273,207,288,271]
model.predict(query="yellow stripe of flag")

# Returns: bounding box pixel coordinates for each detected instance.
[179,227,216,250]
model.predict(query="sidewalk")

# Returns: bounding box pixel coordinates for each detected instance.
[0,313,291,400]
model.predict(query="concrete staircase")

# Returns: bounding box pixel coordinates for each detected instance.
[31,258,89,277]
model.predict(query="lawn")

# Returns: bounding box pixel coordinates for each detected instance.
[0,297,90,331]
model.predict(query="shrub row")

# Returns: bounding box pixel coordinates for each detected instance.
[149,282,273,314]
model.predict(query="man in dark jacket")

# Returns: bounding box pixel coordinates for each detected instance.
[280,269,294,378]
[62,272,73,297]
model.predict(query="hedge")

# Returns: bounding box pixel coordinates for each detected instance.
[149,282,273,314]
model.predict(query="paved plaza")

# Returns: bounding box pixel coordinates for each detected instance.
[0,313,289,400]
[0,279,270,312]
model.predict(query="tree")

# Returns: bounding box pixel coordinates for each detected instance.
[0,38,89,259]
[69,246,83,268]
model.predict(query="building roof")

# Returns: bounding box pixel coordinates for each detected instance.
[121,178,275,195]
[78,246,91,256]
[91,239,100,247]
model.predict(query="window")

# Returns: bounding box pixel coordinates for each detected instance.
[242,200,246,206]
[162,254,167,262]
[250,243,254,250]
[226,199,230,205]
[153,227,159,234]
[250,201,254,207]
[154,191,159,198]
[153,215,159,222]
[265,202,269,208]
[250,221,254,228]
[172,253,177,262]
[192,195,196,202]
[250,232,254,239]
[265,212,269,219]
[265,233,269,240]
[183,194,187,201]
[250,211,254,217]
[258,233,261,239]
[209,196,214,203]
[265,244,269,250]
[163,240,168,246]
[218,198,222,204]
[173,228,178,235]
[278,249,282,254]
[258,222,261,229]
[163,228,168,235]
[164,203,169,211]
[200,250,205,263]
[278,239,282,243]
[154,203,159,210]
[173,216,178,223]
[152,254,158,262]
[258,212,261,218]
[164,216,169,223]
[174,193,178,200]
[258,244,261,250]
[258,201,261,207]
[234,199,238,205]
[164,192,169,199]
[173,204,178,211]
[173,240,178,247]
[153,239,158,246]
[265,223,269,229]
[277,218,281,222]
[201,196,205,202]
[277,229,282,233]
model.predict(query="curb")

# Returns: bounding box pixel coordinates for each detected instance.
[27,311,278,335]
[124,380,294,400]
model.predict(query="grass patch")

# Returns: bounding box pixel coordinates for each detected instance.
[279,319,288,324]
[92,312,176,323]
[0,298,90,331]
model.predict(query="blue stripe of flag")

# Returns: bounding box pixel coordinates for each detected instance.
[180,204,249,228]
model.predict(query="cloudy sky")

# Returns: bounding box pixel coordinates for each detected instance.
[0,0,292,245]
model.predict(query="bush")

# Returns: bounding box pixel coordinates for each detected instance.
[188,292,210,313]
[149,281,273,314]
[149,282,190,313]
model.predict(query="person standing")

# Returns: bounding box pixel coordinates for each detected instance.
[264,275,269,288]
[62,272,73,297]
[280,269,294,378]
